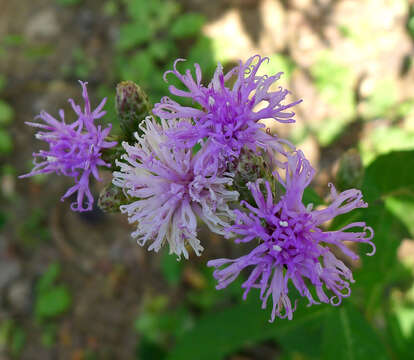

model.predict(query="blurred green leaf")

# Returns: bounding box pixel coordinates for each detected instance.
[310,53,355,145]
[362,79,398,119]
[360,126,414,165]
[1,34,24,46]
[36,263,61,293]
[35,263,72,320]
[385,195,414,237]
[56,0,82,6]
[322,303,389,360]
[362,150,414,202]
[161,251,183,286]
[10,326,26,357]
[303,187,323,208]
[0,128,13,154]
[187,36,216,78]
[332,151,414,313]
[148,41,177,61]
[118,23,154,50]
[0,100,14,126]
[136,336,167,360]
[170,13,206,38]
[41,324,58,347]
[35,285,72,319]
[168,296,328,360]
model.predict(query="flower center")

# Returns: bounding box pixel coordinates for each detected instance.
[265,211,316,264]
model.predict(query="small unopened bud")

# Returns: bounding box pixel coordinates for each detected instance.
[336,148,364,191]
[228,148,275,202]
[98,183,128,213]
[116,81,152,143]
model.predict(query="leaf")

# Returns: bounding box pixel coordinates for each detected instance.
[36,263,61,293]
[170,13,206,38]
[362,150,414,202]
[56,0,82,5]
[117,23,154,50]
[0,128,12,154]
[10,326,26,357]
[35,285,72,319]
[322,303,389,360]
[332,151,414,312]
[161,251,183,286]
[167,296,328,360]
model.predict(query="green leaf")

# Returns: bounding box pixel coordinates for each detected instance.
[361,79,398,119]
[36,263,61,293]
[322,303,389,360]
[168,297,328,360]
[117,23,154,50]
[0,128,12,154]
[56,0,82,6]
[35,285,72,319]
[170,13,206,38]
[362,150,414,202]
[161,251,183,286]
[0,100,14,126]
[331,151,414,312]
[10,326,26,357]
[303,187,323,208]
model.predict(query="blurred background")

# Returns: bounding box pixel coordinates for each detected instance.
[1,0,414,359]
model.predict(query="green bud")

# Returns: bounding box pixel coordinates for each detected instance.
[336,148,364,191]
[228,148,276,202]
[116,81,152,143]
[98,182,129,213]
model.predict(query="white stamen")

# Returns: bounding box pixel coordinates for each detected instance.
[279,220,288,227]
[208,96,215,106]
[273,245,282,252]
[47,156,57,162]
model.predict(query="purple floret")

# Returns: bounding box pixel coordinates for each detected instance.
[20,81,117,212]
[112,116,239,259]
[208,150,375,322]
[153,55,301,171]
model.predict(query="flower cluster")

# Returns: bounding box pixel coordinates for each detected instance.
[113,55,374,320]
[21,55,375,322]
[20,81,117,211]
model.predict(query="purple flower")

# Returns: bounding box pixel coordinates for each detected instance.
[207,151,375,322]
[112,117,239,259]
[153,55,301,169]
[20,81,117,212]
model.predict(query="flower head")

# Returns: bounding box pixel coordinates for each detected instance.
[20,81,117,212]
[153,55,301,169]
[113,117,239,259]
[208,151,374,321]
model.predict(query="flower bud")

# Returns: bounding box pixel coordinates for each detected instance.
[116,81,152,143]
[98,182,128,213]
